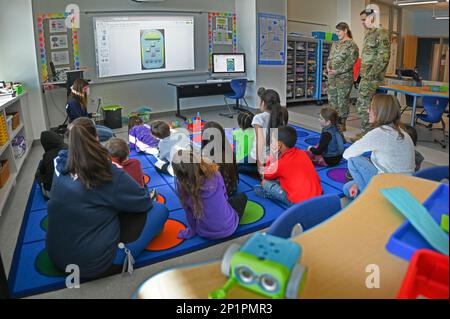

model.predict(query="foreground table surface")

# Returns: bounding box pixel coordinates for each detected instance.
[135,174,441,299]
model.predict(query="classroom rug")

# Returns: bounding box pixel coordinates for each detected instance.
[8,124,350,298]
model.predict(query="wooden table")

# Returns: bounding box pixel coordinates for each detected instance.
[379,85,449,127]
[134,174,441,299]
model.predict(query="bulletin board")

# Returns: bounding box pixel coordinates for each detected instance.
[36,13,80,83]
[208,12,237,70]
[258,13,286,65]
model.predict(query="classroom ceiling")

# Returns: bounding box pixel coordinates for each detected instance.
[378,0,449,12]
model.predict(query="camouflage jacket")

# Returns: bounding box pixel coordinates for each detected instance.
[328,39,359,78]
[360,28,391,80]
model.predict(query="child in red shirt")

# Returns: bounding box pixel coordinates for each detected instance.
[254,126,322,206]
[105,138,146,187]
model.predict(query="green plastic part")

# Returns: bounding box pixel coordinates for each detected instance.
[441,215,449,233]
[102,105,123,111]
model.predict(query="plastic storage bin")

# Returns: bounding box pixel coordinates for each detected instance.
[102,105,123,129]
[0,159,10,188]
[398,249,449,299]
[0,114,8,146]
[386,184,449,261]
[7,112,20,130]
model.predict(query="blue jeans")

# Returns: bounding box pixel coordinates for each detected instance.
[112,203,169,266]
[343,156,378,198]
[261,180,294,207]
[96,124,114,142]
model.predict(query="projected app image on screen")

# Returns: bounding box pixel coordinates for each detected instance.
[141,29,165,70]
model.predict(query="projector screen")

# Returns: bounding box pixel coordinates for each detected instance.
[94,16,195,78]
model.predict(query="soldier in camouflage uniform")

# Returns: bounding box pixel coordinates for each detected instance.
[327,22,359,132]
[352,8,391,140]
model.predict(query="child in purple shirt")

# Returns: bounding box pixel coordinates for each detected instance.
[128,116,159,155]
[173,150,248,240]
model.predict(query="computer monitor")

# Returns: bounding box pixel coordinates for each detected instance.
[212,53,246,76]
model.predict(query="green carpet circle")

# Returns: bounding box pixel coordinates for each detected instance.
[239,200,265,225]
[36,249,65,277]
[40,216,48,232]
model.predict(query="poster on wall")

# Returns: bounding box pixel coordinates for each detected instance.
[258,13,286,65]
[50,34,68,49]
[49,18,67,33]
[51,51,70,65]
[208,12,237,70]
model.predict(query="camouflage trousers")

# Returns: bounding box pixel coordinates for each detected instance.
[328,75,353,122]
[356,77,383,132]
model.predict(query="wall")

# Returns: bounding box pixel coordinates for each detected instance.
[236,0,258,108]
[287,0,366,52]
[0,0,47,139]
[32,0,236,128]
[287,0,338,35]
[256,0,288,106]
[402,8,449,38]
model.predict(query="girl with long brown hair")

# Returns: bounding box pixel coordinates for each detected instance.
[46,117,168,279]
[342,94,415,199]
[66,78,113,141]
[173,150,247,240]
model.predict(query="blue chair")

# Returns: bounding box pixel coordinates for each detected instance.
[416,96,449,148]
[220,79,249,118]
[267,195,342,239]
[413,165,449,182]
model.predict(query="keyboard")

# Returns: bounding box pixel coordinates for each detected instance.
[206,79,230,83]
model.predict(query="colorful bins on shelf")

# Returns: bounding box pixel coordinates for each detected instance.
[0,114,9,146]
[312,32,338,41]
[398,249,449,299]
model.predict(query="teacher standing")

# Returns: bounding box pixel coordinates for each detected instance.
[327,22,359,132]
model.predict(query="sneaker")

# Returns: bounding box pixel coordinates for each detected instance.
[253,185,267,199]
[149,188,158,201]
[350,132,365,143]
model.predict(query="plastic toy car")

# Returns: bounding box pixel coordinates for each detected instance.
[209,233,307,299]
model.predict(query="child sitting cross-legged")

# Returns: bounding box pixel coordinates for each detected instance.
[172,149,248,240]
[343,94,415,199]
[105,138,146,188]
[254,126,323,206]
[306,107,345,167]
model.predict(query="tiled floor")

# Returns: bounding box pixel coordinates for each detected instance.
[0,102,448,299]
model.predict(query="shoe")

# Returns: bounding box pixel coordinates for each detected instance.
[350,132,365,143]
[253,185,267,199]
[345,170,353,182]
[150,188,158,201]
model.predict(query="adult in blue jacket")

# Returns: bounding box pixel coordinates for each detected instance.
[46,117,169,279]
[66,78,113,142]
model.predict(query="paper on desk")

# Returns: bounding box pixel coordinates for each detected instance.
[381,187,449,256]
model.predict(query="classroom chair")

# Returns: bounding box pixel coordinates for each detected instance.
[416,96,449,148]
[413,165,449,183]
[267,194,342,239]
[220,78,249,118]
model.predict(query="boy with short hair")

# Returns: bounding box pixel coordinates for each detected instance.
[254,126,323,206]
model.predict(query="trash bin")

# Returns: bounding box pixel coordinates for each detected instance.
[102,105,123,129]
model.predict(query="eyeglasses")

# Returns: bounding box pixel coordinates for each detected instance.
[235,265,280,293]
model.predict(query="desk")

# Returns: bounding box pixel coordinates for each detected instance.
[168,80,237,121]
[134,174,441,299]
[379,85,449,127]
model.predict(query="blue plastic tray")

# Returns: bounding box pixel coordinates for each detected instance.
[386,183,449,261]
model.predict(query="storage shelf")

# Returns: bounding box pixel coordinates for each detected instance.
[10,123,24,141]
[0,172,17,215]
[0,143,9,157]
